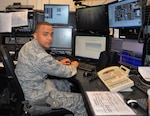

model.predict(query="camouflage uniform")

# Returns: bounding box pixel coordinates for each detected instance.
[15,39,87,116]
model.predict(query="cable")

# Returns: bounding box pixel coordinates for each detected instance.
[138,0,147,43]
[145,37,150,65]
[145,12,150,39]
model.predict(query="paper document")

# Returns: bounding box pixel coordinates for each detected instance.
[138,66,150,82]
[86,91,136,115]
[0,11,28,32]
[12,10,28,27]
[113,29,119,38]
[0,13,12,32]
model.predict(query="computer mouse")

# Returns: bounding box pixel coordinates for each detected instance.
[126,99,138,108]
[83,71,92,77]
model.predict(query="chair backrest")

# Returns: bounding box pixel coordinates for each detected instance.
[96,51,110,72]
[0,45,25,116]
[96,51,120,72]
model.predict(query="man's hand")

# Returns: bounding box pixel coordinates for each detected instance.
[70,61,79,68]
[60,58,79,68]
[60,58,71,65]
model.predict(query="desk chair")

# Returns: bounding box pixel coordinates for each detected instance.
[0,45,73,116]
[96,51,119,72]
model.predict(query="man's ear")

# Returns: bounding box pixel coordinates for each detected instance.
[33,33,37,40]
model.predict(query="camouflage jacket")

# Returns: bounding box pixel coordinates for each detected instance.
[15,39,77,103]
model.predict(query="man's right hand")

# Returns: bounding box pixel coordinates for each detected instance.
[70,61,79,68]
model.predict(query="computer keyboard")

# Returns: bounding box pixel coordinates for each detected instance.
[78,62,96,71]
[130,75,150,94]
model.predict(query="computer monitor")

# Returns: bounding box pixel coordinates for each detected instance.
[111,38,144,69]
[75,5,109,35]
[44,4,69,25]
[74,35,106,61]
[108,0,142,28]
[50,26,72,52]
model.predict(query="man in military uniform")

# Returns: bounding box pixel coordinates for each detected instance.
[15,22,87,116]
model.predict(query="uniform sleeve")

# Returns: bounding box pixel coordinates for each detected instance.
[35,53,77,78]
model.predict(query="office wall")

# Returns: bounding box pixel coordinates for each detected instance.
[0,0,116,11]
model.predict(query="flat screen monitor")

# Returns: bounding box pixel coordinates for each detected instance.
[108,0,142,28]
[50,26,72,51]
[115,39,145,69]
[74,36,106,61]
[75,5,109,35]
[44,4,69,25]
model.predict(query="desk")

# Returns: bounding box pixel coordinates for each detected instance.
[75,69,148,116]
[0,60,148,116]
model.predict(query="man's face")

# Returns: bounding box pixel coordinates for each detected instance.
[33,25,53,49]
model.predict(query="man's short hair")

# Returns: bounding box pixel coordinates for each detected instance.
[34,22,52,33]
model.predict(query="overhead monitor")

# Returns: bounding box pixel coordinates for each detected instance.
[74,35,106,61]
[44,4,69,25]
[50,26,72,51]
[75,5,109,35]
[108,0,142,28]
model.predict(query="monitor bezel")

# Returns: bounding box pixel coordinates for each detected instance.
[119,39,145,69]
[73,35,107,63]
[108,0,142,28]
[50,26,73,52]
[44,4,69,25]
[75,5,109,35]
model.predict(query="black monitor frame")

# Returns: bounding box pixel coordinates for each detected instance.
[108,0,142,28]
[111,38,145,69]
[50,26,73,52]
[73,35,107,63]
[75,5,109,35]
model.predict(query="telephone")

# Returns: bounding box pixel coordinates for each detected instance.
[97,65,134,92]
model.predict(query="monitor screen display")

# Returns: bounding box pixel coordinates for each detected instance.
[74,36,106,60]
[76,5,109,35]
[108,0,142,28]
[119,39,144,69]
[44,4,69,25]
[50,26,72,51]
[111,38,144,69]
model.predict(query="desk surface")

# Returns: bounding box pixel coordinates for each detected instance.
[0,58,148,116]
[75,69,148,116]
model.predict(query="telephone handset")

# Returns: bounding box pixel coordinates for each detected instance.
[97,65,134,92]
